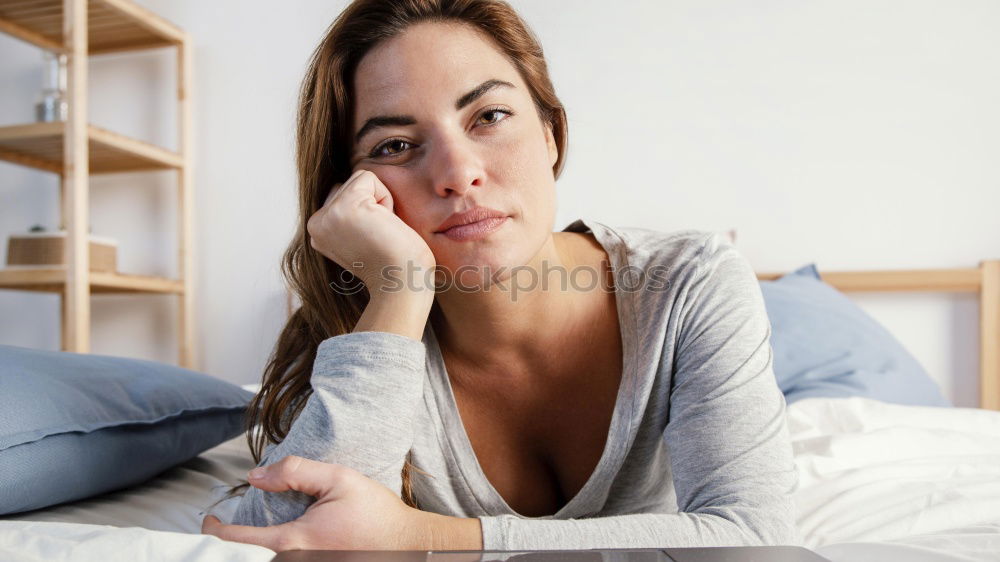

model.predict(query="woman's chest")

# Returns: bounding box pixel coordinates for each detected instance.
[450,362,622,517]
[408,386,677,520]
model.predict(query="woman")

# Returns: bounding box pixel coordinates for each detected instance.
[202,0,798,552]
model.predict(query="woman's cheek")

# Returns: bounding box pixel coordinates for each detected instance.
[372,169,425,223]
[366,164,411,187]
[498,141,541,186]
[503,130,545,169]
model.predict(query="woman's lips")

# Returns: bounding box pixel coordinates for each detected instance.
[437,216,508,241]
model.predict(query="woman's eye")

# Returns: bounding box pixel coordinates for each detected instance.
[368,107,513,159]
[370,139,411,159]
[478,107,513,125]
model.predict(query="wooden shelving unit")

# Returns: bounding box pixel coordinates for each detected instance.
[0,0,195,368]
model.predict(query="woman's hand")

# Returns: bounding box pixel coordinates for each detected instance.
[201,455,433,552]
[307,169,436,296]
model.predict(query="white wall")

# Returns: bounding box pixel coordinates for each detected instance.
[1,1,997,407]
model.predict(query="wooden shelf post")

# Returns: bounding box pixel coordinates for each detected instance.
[62,0,89,353]
[177,36,195,368]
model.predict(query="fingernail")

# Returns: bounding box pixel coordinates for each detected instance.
[249,467,267,479]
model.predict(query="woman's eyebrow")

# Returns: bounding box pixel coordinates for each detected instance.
[354,79,515,144]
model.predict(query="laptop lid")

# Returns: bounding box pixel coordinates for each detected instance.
[271,546,831,562]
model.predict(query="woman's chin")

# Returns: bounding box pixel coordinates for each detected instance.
[431,252,519,290]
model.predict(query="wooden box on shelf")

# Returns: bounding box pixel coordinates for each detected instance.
[6,231,118,272]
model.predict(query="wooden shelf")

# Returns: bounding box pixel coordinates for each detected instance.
[0,0,186,54]
[0,266,184,293]
[0,0,196,366]
[0,121,183,174]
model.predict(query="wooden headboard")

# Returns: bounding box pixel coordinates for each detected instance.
[757,260,1000,411]
[286,260,1000,410]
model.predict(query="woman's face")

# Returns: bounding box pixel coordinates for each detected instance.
[349,21,559,283]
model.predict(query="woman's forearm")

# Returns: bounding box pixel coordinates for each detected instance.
[230,329,429,526]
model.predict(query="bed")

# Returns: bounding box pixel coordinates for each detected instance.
[1,260,999,562]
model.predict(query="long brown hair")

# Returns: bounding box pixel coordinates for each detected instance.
[233,0,568,509]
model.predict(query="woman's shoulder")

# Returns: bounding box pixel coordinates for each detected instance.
[585,220,736,270]
[563,218,752,298]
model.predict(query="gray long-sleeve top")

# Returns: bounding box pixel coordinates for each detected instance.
[230,218,800,550]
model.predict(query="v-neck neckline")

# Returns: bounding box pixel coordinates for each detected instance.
[422,218,639,519]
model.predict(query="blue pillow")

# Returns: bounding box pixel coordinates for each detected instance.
[760,264,951,407]
[0,344,254,515]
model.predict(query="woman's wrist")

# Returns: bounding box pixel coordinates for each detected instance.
[354,290,434,341]
[416,511,484,551]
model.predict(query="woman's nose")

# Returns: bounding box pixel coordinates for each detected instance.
[429,134,486,198]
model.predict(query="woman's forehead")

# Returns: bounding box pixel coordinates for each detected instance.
[352,21,525,112]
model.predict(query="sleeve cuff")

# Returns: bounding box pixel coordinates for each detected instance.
[315,330,427,372]
[477,515,513,551]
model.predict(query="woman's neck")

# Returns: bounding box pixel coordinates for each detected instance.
[430,231,613,380]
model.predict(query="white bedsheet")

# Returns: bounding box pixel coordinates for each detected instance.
[791,398,1000,561]
[1,396,999,561]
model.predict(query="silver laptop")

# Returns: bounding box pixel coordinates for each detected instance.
[272,546,830,562]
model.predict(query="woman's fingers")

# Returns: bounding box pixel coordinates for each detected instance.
[367,172,394,211]
[323,184,340,207]
[323,169,367,208]
[339,170,394,213]
[202,514,294,551]
[307,167,436,282]
[248,455,351,500]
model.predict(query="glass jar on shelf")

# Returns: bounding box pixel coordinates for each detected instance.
[35,51,68,122]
